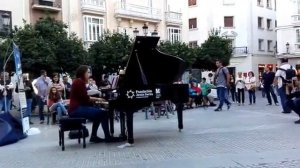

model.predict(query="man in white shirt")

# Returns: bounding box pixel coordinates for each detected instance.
[274,58,295,114]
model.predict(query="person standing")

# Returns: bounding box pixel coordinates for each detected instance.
[235,72,245,106]
[214,60,231,111]
[49,73,65,96]
[24,79,34,124]
[245,71,256,105]
[34,70,51,124]
[274,58,296,114]
[0,72,14,113]
[63,76,71,99]
[262,66,278,106]
[229,75,236,103]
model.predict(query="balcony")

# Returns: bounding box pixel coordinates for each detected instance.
[115,2,162,23]
[32,0,61,12]
[232,47,248,57]
[165,11,182,26]
[292,14,300,26]
[81,0,106,15]
[295,43,300,53]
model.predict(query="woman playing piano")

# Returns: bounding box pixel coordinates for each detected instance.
[68,65,118,143]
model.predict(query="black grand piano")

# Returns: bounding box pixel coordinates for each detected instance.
[108,36,189,145]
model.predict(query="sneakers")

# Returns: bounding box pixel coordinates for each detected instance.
[282,111,291,114]
[90,136,105,143]
[294,120,300,124]
[105,137,121,143]
[39,120,44,124]
[214,108,222,112]
[227,103,231,110]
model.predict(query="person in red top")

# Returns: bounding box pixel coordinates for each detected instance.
[69,65,118,143]
[47,87,68,122]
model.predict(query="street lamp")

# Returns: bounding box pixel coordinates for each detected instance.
[286,42,290,54]
[133,28,139,36]
[142,23,148,36]
[151,29,158,36]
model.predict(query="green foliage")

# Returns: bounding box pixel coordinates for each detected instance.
[88,32,133,78]
[8,17,87,77]
[158,41,196,68]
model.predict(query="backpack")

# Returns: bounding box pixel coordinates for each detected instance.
[279,65,296,84]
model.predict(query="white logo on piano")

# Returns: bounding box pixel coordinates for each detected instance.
[155,88,161,99]
[126,90,135,99]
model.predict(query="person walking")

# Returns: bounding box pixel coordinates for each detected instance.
[235,72,245,106]
[34,70,51,124]
[214,60,231,111]
[262,66,279,106]
[274,58,296,114]
[229,75,236,103]
[245,71,256,105]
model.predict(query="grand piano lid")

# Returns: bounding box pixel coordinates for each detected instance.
[123,36,187,88]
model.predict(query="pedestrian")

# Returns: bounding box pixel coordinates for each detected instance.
[47,87,68,123]
[200,77,215,107]
[24,79,34,124]
[214,60,231,111]
[235,72,245,106]
[274,58,296,114]
[286,91,300,124]
[63,75,71,99]
[34,70,51,124]
[229,74,236,103]
[69,65,119,143]
[245,71,256,105]
[0,72,14,113]
[262,66,279,106]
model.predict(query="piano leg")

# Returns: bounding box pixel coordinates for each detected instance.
[108,106,115,136]
[177,103,184,132]
[126,111,134,144]
[119,111,127,140]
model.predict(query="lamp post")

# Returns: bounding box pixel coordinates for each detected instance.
[286,42,290,54]
[133,28,139,37]
[151,29,158,36]
[1,11,11,34]
[142,23,148,36]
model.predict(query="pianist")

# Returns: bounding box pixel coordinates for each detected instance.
[69,65,118,143]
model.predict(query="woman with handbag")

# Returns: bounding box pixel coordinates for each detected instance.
[235,72,245,106]
[245,71,256,105]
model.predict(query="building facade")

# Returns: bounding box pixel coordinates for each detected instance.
[62,0,187,48]
[188,0,277,79]
[276,0,300,70]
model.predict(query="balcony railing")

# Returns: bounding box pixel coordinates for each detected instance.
[32,0,61,12]
[233,47,248,56]
[81,0,106,14]
[292,14,300,24]
[165,11,182,25]
[115,2,162,22]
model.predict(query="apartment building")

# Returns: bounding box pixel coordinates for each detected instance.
[188,0,277,79]
[62,0,187,48]
[276,0,300,69]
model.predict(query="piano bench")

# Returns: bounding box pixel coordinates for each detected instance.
[58,118,87,151]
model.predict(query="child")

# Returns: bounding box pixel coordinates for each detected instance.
[48,87,68,122]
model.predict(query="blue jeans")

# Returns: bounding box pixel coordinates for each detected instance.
[278,86,291,113]
[70,106,110,138]
[0,97,12,113]
[217,87,230,109]
[286,99,300,117]
[37,96,46,121]
[248,90,256,104]
[26,99,33,117]
[49,102,67,120]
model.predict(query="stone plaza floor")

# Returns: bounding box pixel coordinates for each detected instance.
[1,95,300,168]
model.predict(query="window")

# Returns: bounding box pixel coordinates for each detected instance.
[189,41,198,48]
[267,40,273,51]
[83,16,104,42]
[189,18,197,29]
[188,0,196,6]
[297,29,300,43]
[257,0,263,6]
[167,27,182,43]
[266,0,271,8]
[258,39,264,51]
[81,0,104,7]
[258,17,263,29]
[267,19,272,30]
[224,16,234,28]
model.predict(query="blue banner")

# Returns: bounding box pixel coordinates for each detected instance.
[13,43,22,79]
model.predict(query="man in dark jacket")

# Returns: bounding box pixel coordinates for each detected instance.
[262,66,278,106]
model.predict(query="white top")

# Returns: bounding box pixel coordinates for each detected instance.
[235,76,245,89]
[245,76,256,90]
[275,63,296,88]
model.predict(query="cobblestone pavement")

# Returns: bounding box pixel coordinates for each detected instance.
[1,95,300,168]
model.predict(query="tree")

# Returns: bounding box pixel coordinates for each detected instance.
[158,41,197,68]
[11,17,87,76]
[194,28,233,70]
[88,32,133,79]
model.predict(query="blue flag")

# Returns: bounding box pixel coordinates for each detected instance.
[13,43,22,79]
